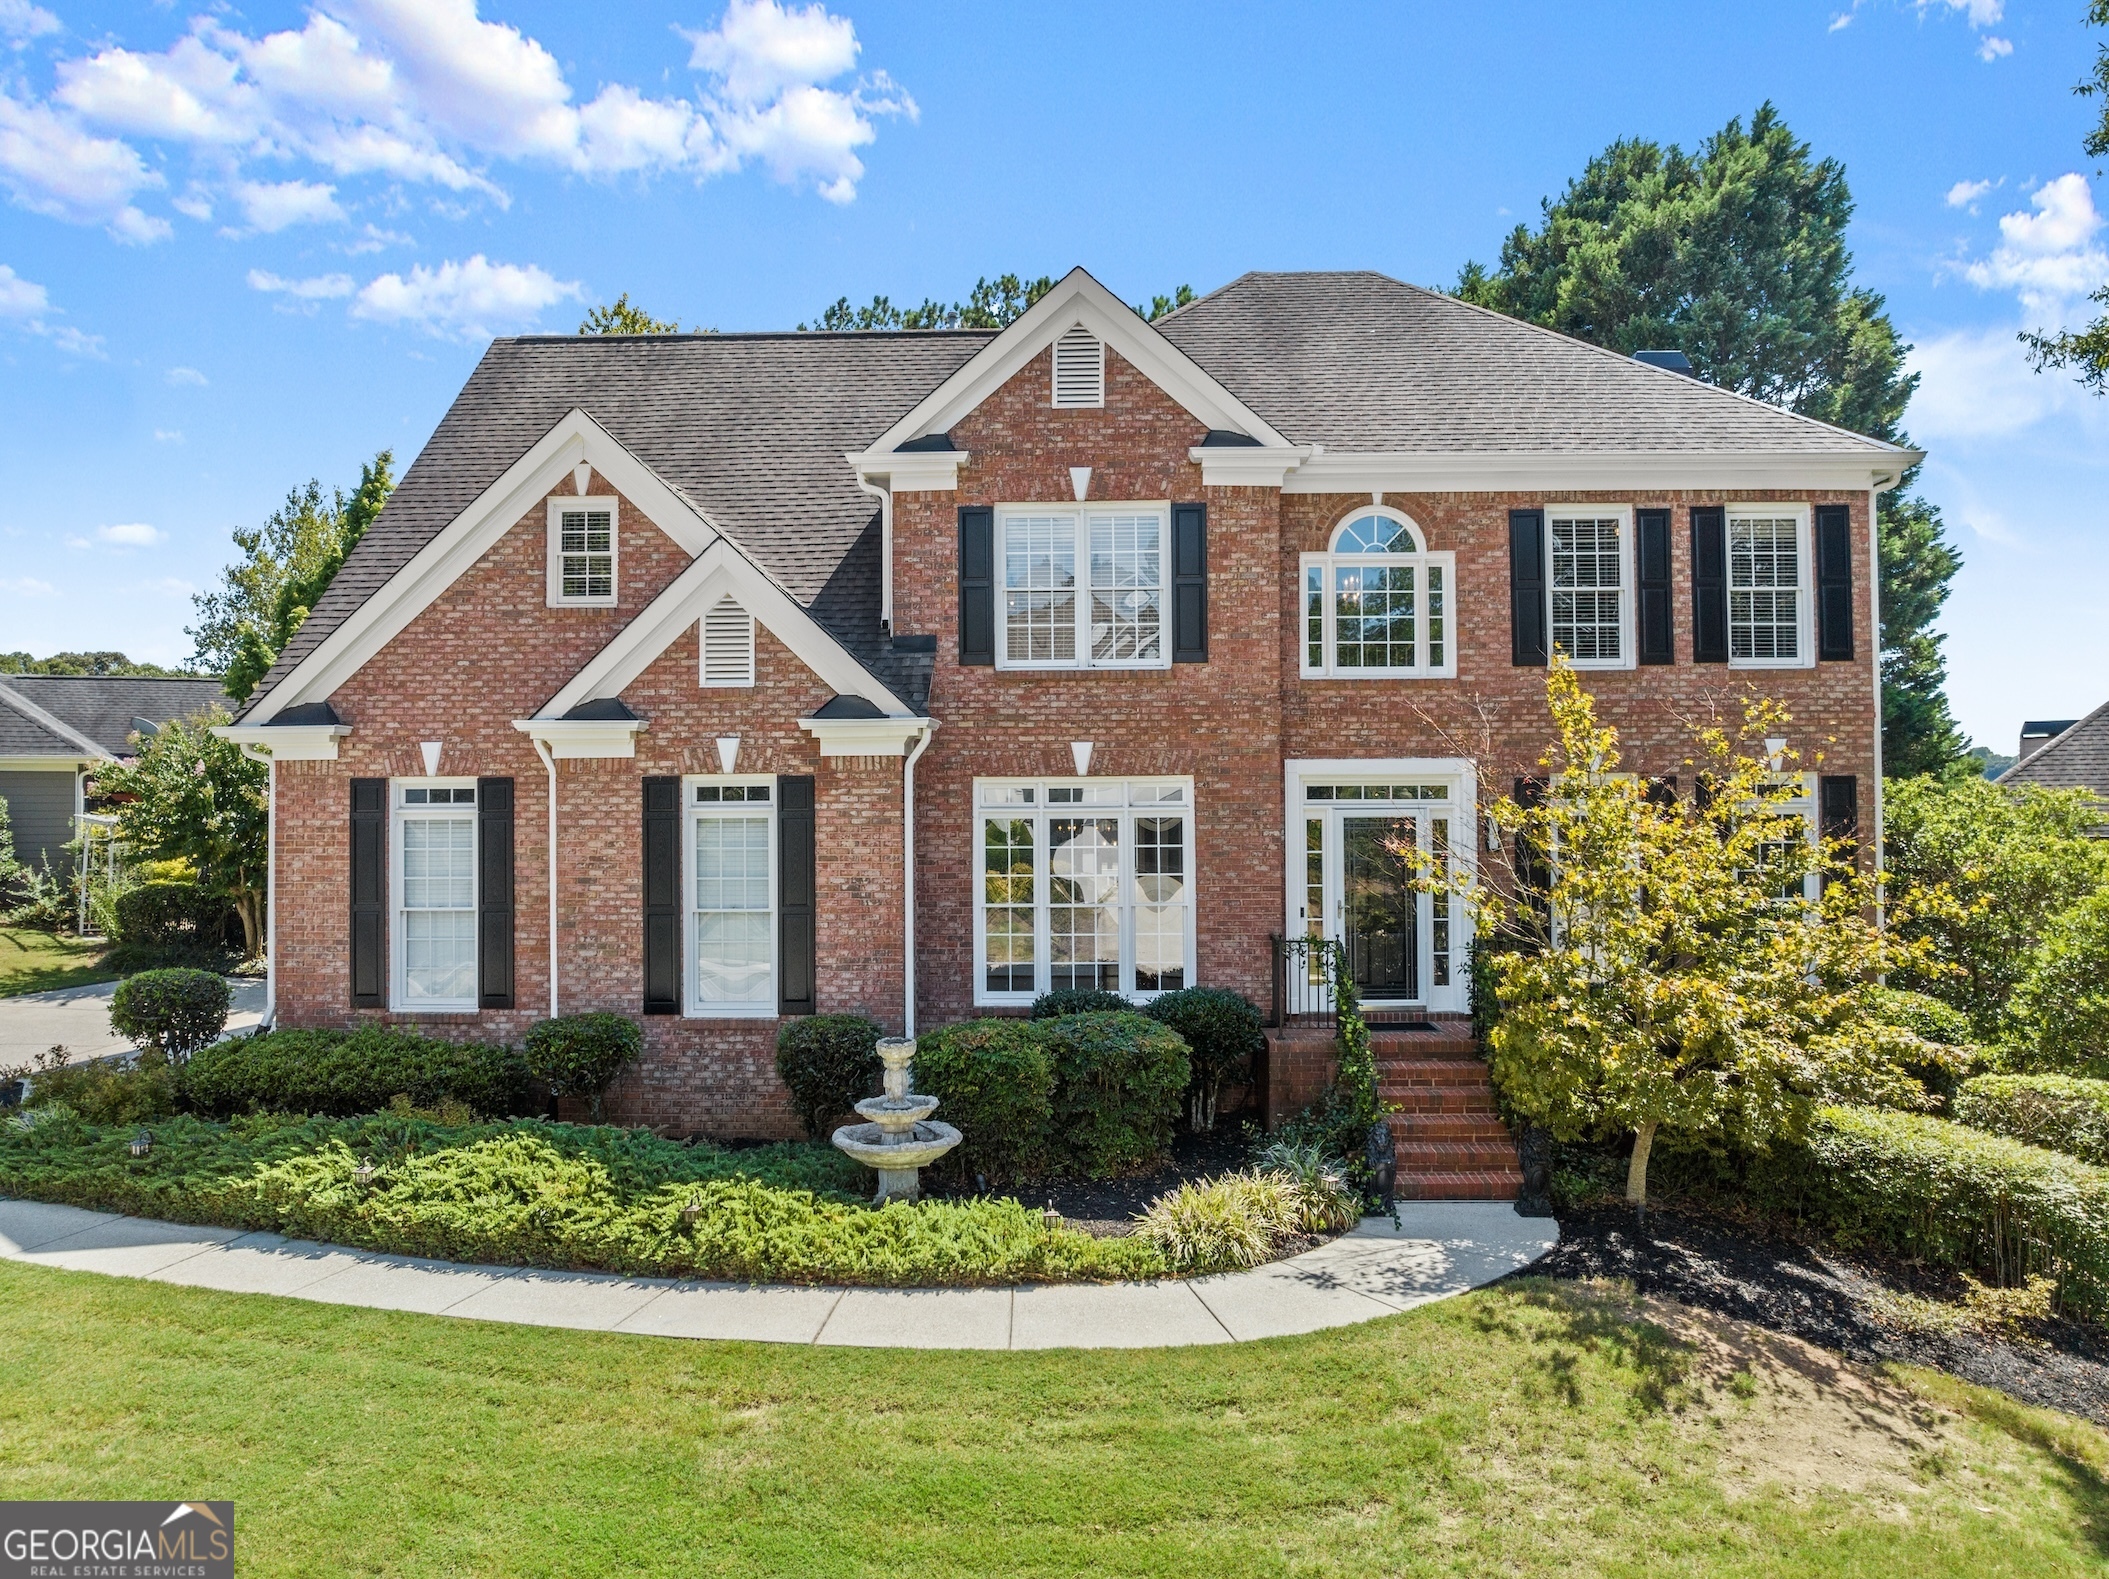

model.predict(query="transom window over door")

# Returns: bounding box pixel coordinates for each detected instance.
[974,779,1193,1004]
[997,505,1167,669]
[394,782,477,1010]
[1548,510,1629,666]
[1301,509,1455,679]
[546,496,618,606]
[1728,509,1807,664]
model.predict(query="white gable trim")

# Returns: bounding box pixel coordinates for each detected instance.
[244,409,721,724]
[849,268,1296,472]
[536,539,915,720]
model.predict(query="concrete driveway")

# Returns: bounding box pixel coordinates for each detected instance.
[0,978,267,1068]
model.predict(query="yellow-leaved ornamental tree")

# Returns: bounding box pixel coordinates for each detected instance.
[1462,661,1953,1210]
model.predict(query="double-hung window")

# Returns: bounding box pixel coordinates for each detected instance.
[1727,506,1810,666]
[547,496,618,606]
[393,782,478,1010]
[1301,509,1456,679]
[997,504,1168,669]
[1547,508,1631,667]
[686,780,776,1015]
[975,779,1194,1005]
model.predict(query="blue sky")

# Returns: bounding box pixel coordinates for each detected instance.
[1,0,2102,755]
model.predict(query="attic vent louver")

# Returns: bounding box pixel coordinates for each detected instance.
[701,596,755,688]
[1051,323,1105,408]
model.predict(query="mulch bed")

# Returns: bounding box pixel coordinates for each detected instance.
[1531,1200,2109,1425]
[933,1127,1260,1237]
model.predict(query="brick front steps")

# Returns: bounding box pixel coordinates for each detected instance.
[1372,1021,1522,1202]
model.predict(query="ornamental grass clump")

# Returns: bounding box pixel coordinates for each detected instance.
[1955,1074,2109,1168]
[1253,1138,1363,1233]
[1134,1170,1306,1274]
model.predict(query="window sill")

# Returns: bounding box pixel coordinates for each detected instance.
[547,597,620,610]
[1300,670,1457,682]
[681,1006,779,1020]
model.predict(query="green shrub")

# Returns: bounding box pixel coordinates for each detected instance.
[109,968,230,1063]
[1144,986,1262,1132]
[1040,1011,1189,1178]
[1134,1170,1305,1273]
[183,1026,533,1119]
[524,1013,642,1122]
[2004,888,2109,1078]
[1869,987,1972,1047]
[911,1019,1054,1185]
[1743,1105,2109,1324]
[773,1015,883,1138]
[8,1045,177,1126]
[0,1110,1165,1286]
[1253,1138,1363,1232]
[112,880,227,946]
[1029,988,1129,1019]
[1955,1074,2109,1168]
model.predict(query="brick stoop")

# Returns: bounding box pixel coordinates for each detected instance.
[1372,1022,1523,1203]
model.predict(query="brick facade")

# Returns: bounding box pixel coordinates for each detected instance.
[266,339,1882,1139]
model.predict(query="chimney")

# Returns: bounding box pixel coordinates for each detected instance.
[2018,719,2078,764]
[1632,350,1695,376]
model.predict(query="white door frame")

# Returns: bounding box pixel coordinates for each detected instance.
[1281,757,1477,1014]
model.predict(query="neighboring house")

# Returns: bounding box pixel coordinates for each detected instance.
[221,268,1912,1148]
[0,675,228,869]
[2000,702,2109,800]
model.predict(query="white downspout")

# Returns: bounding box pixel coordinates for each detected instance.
[532,736,559,1018]
[1868,475,1892,926]
[901,722,935,1036]
[236,744,277,1029]
[855,473,895,632]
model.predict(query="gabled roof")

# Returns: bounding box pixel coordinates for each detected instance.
[0,675,226,760]
[2000,699,2109,795]
[1153,271,1918,459]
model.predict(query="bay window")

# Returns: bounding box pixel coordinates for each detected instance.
[974,779,1194,1005]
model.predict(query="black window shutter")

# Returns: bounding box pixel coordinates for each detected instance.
[642,776,680,1014]
[477,777,514,1011]
[1638,508,1673,664]
[778,775,816,1016]
[1509,510,1548,667]
[1171,502,1208,663]
[1820,774,1859,855]
[1690,506,1728,664]
[349,778,386,1008]
[958,506,995,666]
[1816,505,1854,661]
[1643,775,1679,807]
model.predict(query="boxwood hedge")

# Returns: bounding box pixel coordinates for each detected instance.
[1954,1073,2109,1169]
[183,1026,533,1119]
[911,1018,1054,1185]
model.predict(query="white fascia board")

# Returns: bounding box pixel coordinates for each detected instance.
[211,723,351,761]
[798,716,934,757]
[245,409,721,724]
[841,448,973,492]
[1189,444,1317,487]
[1280,449,1924,495]
[0,755,95,771]
[511,718,645,760]
[538,540,914,720]
[859,267,1292,456]
[0,680,113,760]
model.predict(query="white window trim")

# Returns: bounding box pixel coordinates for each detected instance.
[546,495,620,608]
[682,774,778,1018]
[972,776,1198,1009]
[389,777,479,1013]
[993,501,1174,672]
[1726,502,1815,671]
[1299,507,1458,681]
[1545,503,1635,671]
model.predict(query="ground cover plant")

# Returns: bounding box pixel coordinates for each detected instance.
[0,1110,1163,1286]
[2,1259,2104,1577]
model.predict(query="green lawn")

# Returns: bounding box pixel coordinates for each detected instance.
[0,925,113,997]
[1,1259,2103,1576]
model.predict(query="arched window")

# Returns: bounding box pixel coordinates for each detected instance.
[1300,508,1456,678]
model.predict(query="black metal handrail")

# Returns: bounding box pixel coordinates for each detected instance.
[1268,933,1344,1029]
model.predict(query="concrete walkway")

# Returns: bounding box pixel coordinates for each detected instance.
[0,1197,1557,1349]
[0,978,266,1067]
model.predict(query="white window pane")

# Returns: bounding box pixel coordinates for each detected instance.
[1305,565,1325,669]
[1088,512,1162,663]
[1049,816,1118,991]
[983,816,1035,993]
[695,912,772,1003]
[402,818,475,909]
[1551,517,1621,661]
[1730,517,1799,660]
[1334,563,1416,669]
[1133,815,1186,991]
[1004,515,1077,663]
[403,909,476,1002]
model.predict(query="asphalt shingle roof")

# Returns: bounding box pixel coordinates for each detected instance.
[2000,700,2109,797]
[1152,271,1910,456]
[0,676,227,758]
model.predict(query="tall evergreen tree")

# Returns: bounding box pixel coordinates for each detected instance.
[1457,103,1966,775]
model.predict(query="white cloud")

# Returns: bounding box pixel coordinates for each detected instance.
[153,429,182,443]
[248,268,358,301]
[1917,0,2003,25]
[1977,34,2012,60]
[95,522,164,548]
[349,254,582,339]
[1962,173,2109,322]
[340,222,413,255]
[1909,325,2072,442]
[0,0,58,44]
[47,324,105,357]
[165,366,207,386]
[231,179,345,233]
[0,576,56,596]
[0,91,168,244]
[131,576,195,597]
[0,261,48,319]
[1946,177,1998,211]
[686,0,859,102]
[1829,11,1854,31]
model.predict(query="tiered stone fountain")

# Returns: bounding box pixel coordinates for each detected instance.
[830,1037,960,1203]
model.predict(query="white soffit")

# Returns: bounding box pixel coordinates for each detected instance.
[798,716,934,757]
[246,409,722,723]
[1278,450,1922,495]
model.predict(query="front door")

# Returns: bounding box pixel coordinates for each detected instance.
[1342,816,1417,1000]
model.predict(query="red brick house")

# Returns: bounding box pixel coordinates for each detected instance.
[221,268,1917,1165]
